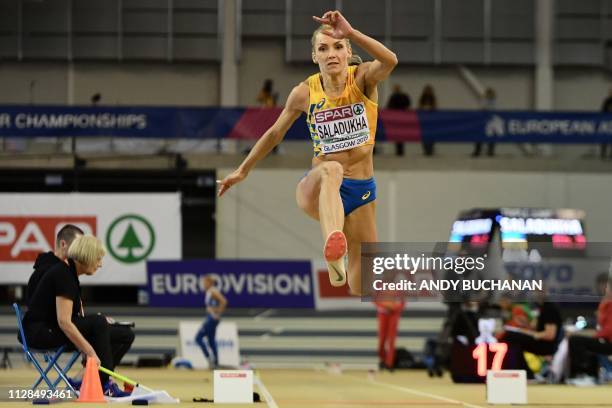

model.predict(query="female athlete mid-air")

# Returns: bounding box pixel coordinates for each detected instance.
[218,10,398,295]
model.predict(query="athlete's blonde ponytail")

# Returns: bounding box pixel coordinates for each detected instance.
[349,54,363,66]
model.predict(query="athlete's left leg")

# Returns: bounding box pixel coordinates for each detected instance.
[195,320,211,359]
[343,200,377,296]
[206,318,220,366]
[377,310,390,367]
[385,310,401,368]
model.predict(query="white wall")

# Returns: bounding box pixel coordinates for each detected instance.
[388,65,535,110]
[237,39,611,111]
[0,63,68,104]
[0,41,610,110]
[554,67,612,111]
[237,40,535,110]
[238,39,312,107]
[0,62,219,106]
[72,63,219,106]
[216,168,612,259]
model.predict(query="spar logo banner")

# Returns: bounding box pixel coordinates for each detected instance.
[147,260,314,308]
[0,216,97,262]
[0,193,181,284]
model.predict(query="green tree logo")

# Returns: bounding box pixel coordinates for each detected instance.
[117,223,143,262]
[106,215,155,264]
[353,103,364,115]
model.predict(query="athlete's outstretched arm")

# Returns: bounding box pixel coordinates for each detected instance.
[313,10,398,84]
[217,83,308,197]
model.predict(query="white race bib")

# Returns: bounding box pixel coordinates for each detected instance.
[314,102,371,154]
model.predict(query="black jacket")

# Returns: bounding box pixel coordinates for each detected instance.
[25,252,63,305]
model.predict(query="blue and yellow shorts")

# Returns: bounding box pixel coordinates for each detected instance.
[340,177,377,216]
[302,170,377,216]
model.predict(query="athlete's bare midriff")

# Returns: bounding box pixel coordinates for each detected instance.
[312,144,374,179]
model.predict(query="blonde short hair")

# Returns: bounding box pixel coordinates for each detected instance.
[67,234,106,267]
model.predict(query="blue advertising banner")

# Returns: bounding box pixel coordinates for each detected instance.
[419,111,612,143]
[0,106,245,139]
[146,259,314,308]
[1,105,611,143]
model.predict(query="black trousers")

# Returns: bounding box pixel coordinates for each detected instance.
[569,335,612,377]
[24,314,114,384]
[421,141,435,156]
[472,142,495,157]
[109,324,135,367]
[503,331,558,356]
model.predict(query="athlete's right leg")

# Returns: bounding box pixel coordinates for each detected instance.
[296,161,347,285]
[385,311,401,369]
[377,311,389,367]
[296,161,344,229]
[194,322,210,359]
[205,319,220,366]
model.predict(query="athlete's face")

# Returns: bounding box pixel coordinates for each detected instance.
[312,33,351,75]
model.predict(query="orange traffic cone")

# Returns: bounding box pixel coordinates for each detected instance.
[77,357,106,403]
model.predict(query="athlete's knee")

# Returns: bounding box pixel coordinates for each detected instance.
[88,315,110,340]
[93,314,109,330]
[319,161,343,183]
[124,328,135,345]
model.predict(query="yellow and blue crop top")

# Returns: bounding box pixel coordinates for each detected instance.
[305,65,378,157]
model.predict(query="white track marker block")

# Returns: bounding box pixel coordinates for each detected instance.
[486,370,527,405]
[214,370,253,403]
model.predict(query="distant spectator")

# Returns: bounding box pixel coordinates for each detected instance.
[387,85,411,110]
[418,84,437,156]
[386,85,411,156]
[567,275,612,385]
[195,275,227,369]
[90,93,102,106]
[375,294,405,371]
[497,293,533,333]
[256,79,278,107]
[500,291,563,374]
[601,87,612,159]
[472,87,496,157]
[251,79,280,154]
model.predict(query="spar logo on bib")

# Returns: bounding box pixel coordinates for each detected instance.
[353,103,364,115]
[314,102,370,154]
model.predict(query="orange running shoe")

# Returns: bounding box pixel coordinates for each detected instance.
[324,230,347,287]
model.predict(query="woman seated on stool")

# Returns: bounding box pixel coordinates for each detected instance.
[21,234,129,397]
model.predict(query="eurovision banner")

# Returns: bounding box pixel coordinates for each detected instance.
[0,193,181,284]
[147,259,314,308]
[1,105,611,143]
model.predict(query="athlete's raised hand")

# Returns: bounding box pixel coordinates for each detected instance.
[217,168,247,197]
[313,10,354,39]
